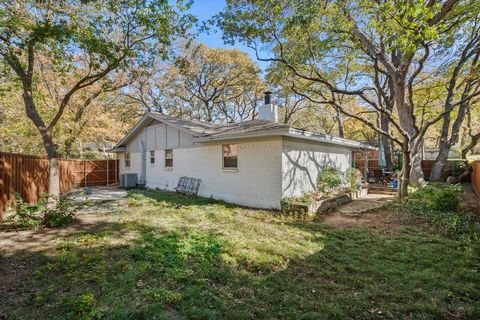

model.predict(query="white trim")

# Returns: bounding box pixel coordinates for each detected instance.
[193,128,289,142]
[110,113,202,151]
[286,129,377,150]
[149,114,206,136]
[110,113,376,153]
[193,128,376,150]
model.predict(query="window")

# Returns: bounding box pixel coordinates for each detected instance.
[125,152,131,168]
[150,150,155,165]
[165,149,173,168]
[222,144,238,169]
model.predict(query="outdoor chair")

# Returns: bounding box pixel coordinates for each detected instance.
[175,176,201,196]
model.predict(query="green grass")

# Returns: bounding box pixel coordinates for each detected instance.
[3,190,480,319]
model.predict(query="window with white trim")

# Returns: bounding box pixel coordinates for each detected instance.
[125,152,131,168]
[150,150,155,165]
[222,144,238,169]
[165,149,173,168]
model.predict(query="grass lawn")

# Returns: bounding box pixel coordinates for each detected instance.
[1,190,479,319]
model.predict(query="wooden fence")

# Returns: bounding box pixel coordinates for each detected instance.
[0,152,118,219]
[354,159,466,181]
[472,161,480,199]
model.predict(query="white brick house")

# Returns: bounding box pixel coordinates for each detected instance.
[109,97,375,209]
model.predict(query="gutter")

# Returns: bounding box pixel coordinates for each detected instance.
[192,127,289,142]
[106,146,126,153]
[193,127,376,150]
[287,128,377,150]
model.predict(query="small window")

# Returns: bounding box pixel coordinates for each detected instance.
[165,149,173,168]
[223,144,238,169]
[125,152,131,168]
[150,150,155,165]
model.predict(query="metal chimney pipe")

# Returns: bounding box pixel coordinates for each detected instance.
[264,91,272,105]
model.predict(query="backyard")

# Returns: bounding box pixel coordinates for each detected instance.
[1,190,479,320]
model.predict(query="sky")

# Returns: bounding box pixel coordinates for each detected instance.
[185,0,270,71]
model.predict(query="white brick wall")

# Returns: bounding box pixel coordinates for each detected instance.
[118,134,354,208]
[118,152,142,177]
[282,137,352,197]
[120,137,283,209]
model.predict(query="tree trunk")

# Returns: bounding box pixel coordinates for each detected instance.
[409,151,425,186]
[398,144,411,199]
[48,157,61,204]
[391,67,424,187]
[380,113,393,171]
[430,145,450,182]
[23,88,61,203]
[335,106,345,138]
[430,101,469,181]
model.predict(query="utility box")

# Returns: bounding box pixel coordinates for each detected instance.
[121,173,138,189]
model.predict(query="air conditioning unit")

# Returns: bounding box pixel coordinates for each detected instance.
[121,173,138,189]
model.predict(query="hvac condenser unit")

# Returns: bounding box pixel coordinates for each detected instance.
[121,173,138,189]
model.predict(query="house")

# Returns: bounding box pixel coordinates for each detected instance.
[109,93,375,209]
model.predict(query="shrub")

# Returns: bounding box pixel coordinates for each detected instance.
[280,197,294,212]
[7,193,44,228]
[401,183,479,242]
[6,193,75,229]
[42,197,76,228]
[405,183,460,212]
[280,195,313,218]
[280,195,312,212]
[347,168,362,192]
[317,167,342,195]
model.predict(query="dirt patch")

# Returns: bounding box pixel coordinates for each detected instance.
[320,208,407,234]
[0,213,122,256]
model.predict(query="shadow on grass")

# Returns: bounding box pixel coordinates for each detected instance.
[2,218,479,320]
[127,189,239,209]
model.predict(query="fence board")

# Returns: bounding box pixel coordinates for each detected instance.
[353,159,467,181]
[0,152,118,219]
[472,161,480,199]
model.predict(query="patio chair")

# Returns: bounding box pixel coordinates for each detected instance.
[175,176,201,196]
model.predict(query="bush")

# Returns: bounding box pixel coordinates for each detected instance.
[280,194,312,212]
[406,183,460,212]
[7,193,43,229]
[317,167,343,195]
[42,197,76,228]
[347,168,362,192]
[401,183,479,241]
[6,193,75,229]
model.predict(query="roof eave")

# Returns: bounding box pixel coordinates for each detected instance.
[287,128,377,150]
[193,128,289,142]
[106,146,126,153]
[112,114,151,149]
[193,128,376,150]
[113,113,206,149]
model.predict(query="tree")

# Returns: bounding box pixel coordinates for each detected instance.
[171,44,265,122]
[122,61,173,114]
[217,0,480,197]
[429,19,480,180]
[0,0,192,201]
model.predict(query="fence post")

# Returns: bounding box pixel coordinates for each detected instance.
[364,152,368,181]
[84,160,87,187]
[107,159,109,185]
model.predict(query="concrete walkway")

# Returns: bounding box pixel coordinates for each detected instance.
[67,185,127,202]
[335,193,394,216]
[67,185,128,214]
